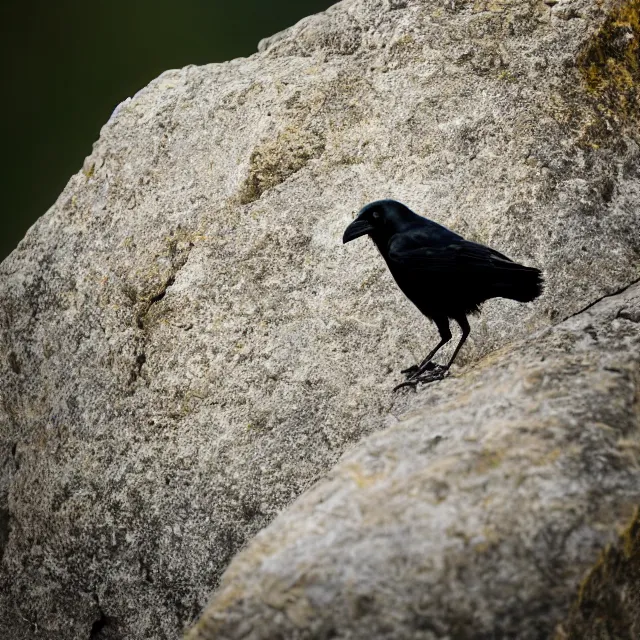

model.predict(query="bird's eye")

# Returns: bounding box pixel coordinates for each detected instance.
[372,210,381,220]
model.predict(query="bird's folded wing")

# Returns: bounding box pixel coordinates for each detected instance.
[388,238,532,273]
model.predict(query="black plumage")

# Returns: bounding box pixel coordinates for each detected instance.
[342,199,543,390]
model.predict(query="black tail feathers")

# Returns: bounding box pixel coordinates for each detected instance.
[495,265,544,303]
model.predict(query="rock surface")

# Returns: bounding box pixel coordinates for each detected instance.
[188,280,640,640]
[561,508,640,640]
[1,0,639,638]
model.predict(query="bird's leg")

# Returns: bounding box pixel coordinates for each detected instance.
[396,318,451,390]
[442,315,470,371]
[402,317,451,379]
[394,316,469,392]
[400,338,448,378]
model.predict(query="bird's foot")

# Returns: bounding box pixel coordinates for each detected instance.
[393,365,447,392]
[400,364,419,377]
[400,361,437,378]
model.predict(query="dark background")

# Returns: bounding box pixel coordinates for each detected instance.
[1,0,335,262]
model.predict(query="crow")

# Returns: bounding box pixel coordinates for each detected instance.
[343,199,543,390]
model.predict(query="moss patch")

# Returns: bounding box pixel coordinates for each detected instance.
[558,508,640,639]
[569,0,640,144]
[549,0,640,147]
[578,0,640,121]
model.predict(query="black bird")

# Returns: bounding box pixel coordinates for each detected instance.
[343,199,543,390]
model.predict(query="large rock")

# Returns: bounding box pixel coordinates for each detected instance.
[1,0,639,638]
[561,508,640,639]
[188,281,640,639]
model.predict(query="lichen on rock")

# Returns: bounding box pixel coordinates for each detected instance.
[578,0,640,126]
[559,508,640,639]
[239,126,326,204]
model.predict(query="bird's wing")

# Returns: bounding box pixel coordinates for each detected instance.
[387,235,527,274]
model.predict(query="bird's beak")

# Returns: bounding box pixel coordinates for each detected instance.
[343,218,375,243]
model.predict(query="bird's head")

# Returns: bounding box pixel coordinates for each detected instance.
[342,199,421,244]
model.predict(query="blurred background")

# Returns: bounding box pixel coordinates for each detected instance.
[1,0,335,262]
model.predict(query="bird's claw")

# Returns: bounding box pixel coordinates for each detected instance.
[400,364,419,377]
[401,361,436,378]
[393,365,447,392]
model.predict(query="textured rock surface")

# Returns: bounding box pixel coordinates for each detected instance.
[189,281,640,640]
[560,509,640,640]
[1,0,639,638]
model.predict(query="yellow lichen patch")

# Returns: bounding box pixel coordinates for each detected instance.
[497,69,517,83]
[473,0,516,12]
[344,462,389,489]
[474,448,505,473]
[388,33,420,58]
[539,447,562,465]
[577,0,640,126]
[560,507,640,638]
[616,437,640,465]
[392,34,415,47]
[474,526,502,553]
[238,126,326,204]
[185,583,245,639]
[621,507,640,558]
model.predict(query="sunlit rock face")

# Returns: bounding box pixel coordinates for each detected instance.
[1,0,639,638]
